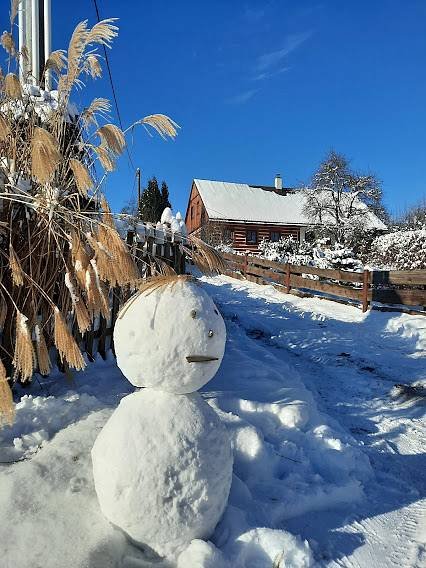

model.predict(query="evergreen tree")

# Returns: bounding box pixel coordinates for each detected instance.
[160,181,171,211]
[139,177,163,222]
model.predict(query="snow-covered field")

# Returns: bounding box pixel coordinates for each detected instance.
[1,275,425,567]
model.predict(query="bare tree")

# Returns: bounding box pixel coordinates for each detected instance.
[303,151,386,243]
[397,196,426,229]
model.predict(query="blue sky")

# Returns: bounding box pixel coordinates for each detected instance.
[4,0,426,216]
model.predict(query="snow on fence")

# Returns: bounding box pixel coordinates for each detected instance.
[221,252,426,314]
[126,224,186,276]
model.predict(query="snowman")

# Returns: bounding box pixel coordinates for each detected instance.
[91,275,233,559]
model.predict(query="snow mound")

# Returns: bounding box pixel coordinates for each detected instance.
[0,391,101,461]
[232,528,313,568]
[177,540,229,567]
[114,280,226,393]
[91,389,233,558]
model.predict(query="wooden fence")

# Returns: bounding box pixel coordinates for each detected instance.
[221,252,426,314]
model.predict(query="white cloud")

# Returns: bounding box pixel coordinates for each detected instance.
[227,89,258,105]
[256,31,311,71]
[253,65,291,82]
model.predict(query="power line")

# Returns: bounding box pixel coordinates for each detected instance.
[92,0,137,172]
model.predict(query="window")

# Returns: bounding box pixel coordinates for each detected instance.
[223,228,233,242]
[270,231,280,242]
[246,230,257,244]
[190,206,194,220]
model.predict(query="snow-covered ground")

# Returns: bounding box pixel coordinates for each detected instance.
[0,275,425,567]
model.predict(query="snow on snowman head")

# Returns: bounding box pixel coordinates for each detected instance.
[114,276,226,394]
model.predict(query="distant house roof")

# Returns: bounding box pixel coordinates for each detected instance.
[194,179,308,225]
[193,179,386,230]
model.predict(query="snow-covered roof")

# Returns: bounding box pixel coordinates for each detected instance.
[193,179,386,230]
[194,179,308,225]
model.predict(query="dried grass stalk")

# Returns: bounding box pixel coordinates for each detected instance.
[0,295,7,331]
[188,235,226,274]
[1,31,15,55]
[84,53,102,78]
[44,49,67,74]
[21,45,29,67]
[118,275,193,320]
[138,274,193,296]
[96,124,125,156]
[96,225,139,285]
[86,19,118,47]
[65,20,89,88]
[65,270,91,332]
[0,360,14,427]
[53,307,86,371]
[85,265,101,315]
[9,243,24,286]
[0,114,11,141]
[34,324,51,376]
[74,293,92,333]
[90,259,110,319]
[10,0,20,26]
[94,145,115,171]
[141,114,179,139]
[31,127,62,184]
[69,158,93,196]
[71,232,90,290]
[4,72,21,98]
[13,312,35,382]
[81,97,111,127]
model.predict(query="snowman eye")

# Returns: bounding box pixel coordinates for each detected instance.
[208,330,214,338]
[190,310,197,319]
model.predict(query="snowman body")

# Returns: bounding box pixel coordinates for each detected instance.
[91,279,233,558]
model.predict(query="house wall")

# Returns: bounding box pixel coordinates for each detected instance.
[185,182,206,234]
[228,222,301,252]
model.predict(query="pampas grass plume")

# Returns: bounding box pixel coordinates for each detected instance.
[53,307,86,371]
[13,312,35,382]
[4,73,21,98]
[31,127,62,184]
[0,359,14,427]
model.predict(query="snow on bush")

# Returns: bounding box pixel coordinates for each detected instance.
[369,229,426,270]
[258,236,364,271]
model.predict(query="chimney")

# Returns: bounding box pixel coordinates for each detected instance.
[274,173,282,190]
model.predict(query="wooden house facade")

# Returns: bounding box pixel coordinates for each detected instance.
[185,177,309,253]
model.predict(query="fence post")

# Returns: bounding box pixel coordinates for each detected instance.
[285,263,291,293]
[362,269,370,312]
[243,253,248,276]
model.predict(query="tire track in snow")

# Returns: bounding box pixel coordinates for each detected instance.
[327,499,426,568]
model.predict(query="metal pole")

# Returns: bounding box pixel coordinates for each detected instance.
[136,168,141,218]
[43,0,51,89]
[25,0,32,79]
[31,0,39,84]
[18,1,26,81]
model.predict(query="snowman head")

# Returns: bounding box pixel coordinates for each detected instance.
[114,276,226,394]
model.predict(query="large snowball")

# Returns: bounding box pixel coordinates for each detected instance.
[114,280,226,393]
[92,389,233,558]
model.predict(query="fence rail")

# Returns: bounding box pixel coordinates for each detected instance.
[221,252,426,314]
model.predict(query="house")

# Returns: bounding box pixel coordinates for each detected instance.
[185,175,386,253]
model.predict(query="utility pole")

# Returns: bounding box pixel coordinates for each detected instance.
[136,168,141,219]
[18,0,52,88]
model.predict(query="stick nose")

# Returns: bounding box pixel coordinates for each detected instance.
[186,355,219,363]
